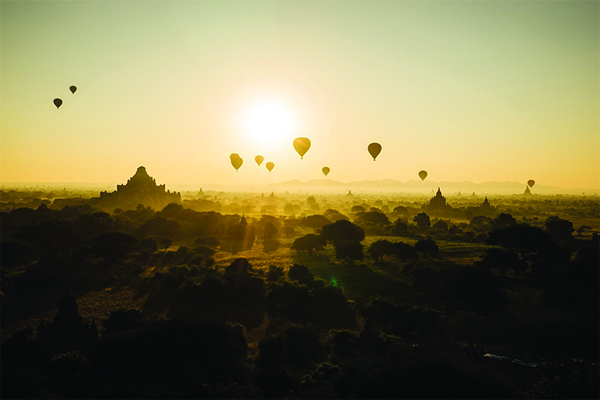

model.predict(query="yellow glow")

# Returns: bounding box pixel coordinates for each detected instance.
[242,100,295,148]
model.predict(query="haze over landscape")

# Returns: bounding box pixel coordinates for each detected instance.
[1,1,598,190]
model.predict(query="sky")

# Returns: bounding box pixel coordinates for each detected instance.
[1,1,598,189]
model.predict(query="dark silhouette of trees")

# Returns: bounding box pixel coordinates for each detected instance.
[391,220,410,236]
[263,222,278,239]
[491,213,517,230]
[413,212,431,229]
[159,237,172,251]
[321,220,365,245]
[354,211,390,228]
[368,240,397,262]
[93,232,137,260]
[351,205,366,213]
[545,216,574,242]
[414,239,439,256]
[323,209,348,222]
[479,247,524,275]
[334,240,363,264]
[301,215,331,233]
[433,219,448,231]
[291,234,326,255]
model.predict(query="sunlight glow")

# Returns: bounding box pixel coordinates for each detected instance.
[243,100,295,147]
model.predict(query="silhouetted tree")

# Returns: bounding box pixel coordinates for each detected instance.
[263,222,278,239]
[302,215,331,233]
[414,239,439,256]
[413,213,431,229]
[288,264,315,286]
[491,213,517,230]
[391,220,410,236]
[395,241,418,260]
[433,219,448,231]
[93,232,137,260]
[321,220,365,245]
[323,209,349,222]
[291,234,326,255]
[334,240,363,264]
[479,247,524,275]
[159,236,172,251]
[545,216,574,242]
[369,240,397,262]
[138,237,158,253]
[351,205,366,213]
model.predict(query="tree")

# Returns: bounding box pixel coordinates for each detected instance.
[263,222,278,239]
[479,247,523,275]
[369,240,397,262]
[414,239,439,257]
[321,220,365,245]
[302,215,331,233]
[545,216,574,242]
[93,232,138,260]
[413,213,431,229]
[291,234,326,255]
[334,240,363,264]
[159,237,172,251]
[395,242,418,260]
[391,220,410,236]
[351,205,366,213]
[288,264,315,285]
[323,209,349,222]
[138,237,158,253]
[491,213,517,230]
[432,219,448,231]
[354,211,390,228]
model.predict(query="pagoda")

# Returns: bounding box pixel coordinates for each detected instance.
[95,166,180,210]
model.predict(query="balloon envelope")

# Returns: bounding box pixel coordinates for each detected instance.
[527,180,535,188]
[368,143,382,160]
[53,98,63,109]
[69,85,77,94]
[231,157,243,171]
[230,153,240,161]
[293,137,311,159]
[322,167,330,177]
[266,162,275,172]
[255,155,264,166]
[418,170,428,181]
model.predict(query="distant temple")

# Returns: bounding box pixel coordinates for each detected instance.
[466,196,497,217]
[94,166,180,210]
[37,289,98,355]
[524,186,532,196]
[479,197,496,216]
[423,187,453,215]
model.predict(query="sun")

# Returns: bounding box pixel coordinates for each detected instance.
[243,100,295,147]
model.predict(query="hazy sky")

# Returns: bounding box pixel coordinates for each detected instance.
[1,1,598,189]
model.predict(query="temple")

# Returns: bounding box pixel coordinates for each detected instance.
[422,187,453,215]
[524,185,532,196]
[95,166,180,210]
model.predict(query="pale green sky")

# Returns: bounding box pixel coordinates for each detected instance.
[1,1,598,189]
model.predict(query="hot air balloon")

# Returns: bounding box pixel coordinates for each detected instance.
[322,167,330,177]
[368,143,382,161]
[69,86,77,94]
[255,155,264,166]
[53,98,63,109]
[266,162,275,172]
[231,156,243,171]
[293,137,311,159]
[418,170,428,181]
[230,153,240,161]
[527,180,535,188]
